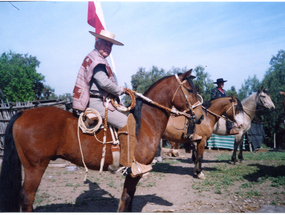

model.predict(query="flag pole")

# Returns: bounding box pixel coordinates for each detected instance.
[94,1,117,75]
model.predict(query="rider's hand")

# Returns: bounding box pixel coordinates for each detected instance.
[120,86,126,95]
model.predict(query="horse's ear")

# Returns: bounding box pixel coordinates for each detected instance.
[182,69,195,79]
[280,91,285,96]
[230,94,236,102]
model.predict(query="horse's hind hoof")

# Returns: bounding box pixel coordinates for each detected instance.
[197,172,206,180]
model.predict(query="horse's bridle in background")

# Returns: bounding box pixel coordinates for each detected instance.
[172,74,203,123]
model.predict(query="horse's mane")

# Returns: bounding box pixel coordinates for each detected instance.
[258,88,270,96]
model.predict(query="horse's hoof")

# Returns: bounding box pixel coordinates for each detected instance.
[108,165,119,174]
[197,172,206,180]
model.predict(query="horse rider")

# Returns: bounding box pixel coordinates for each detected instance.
[211,78,239,135]
[72,29,152,177]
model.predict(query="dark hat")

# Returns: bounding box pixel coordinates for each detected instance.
[214,78,227,84]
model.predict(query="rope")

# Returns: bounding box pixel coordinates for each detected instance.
[99,99,109,174]
[130,90,195,119]
[78,108,102,134]
[77,117,89,182]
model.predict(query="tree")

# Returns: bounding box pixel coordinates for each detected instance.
[131,66,171,93]
[192,66,215,101]
[238,75,261,101]
[226,86,238,99]
[257,50,285,148]
[0,51,45,102]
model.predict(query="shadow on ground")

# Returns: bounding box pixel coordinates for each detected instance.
[34,179,172,212]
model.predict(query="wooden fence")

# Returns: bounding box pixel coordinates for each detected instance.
[0,99,72,156]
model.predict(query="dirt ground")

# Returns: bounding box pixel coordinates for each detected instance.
[25,148,285,213]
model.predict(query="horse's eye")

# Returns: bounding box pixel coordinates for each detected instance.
[187,89,193,93]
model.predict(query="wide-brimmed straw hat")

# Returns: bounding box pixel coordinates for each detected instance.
[214,78,227,84]
[89,30,124,46]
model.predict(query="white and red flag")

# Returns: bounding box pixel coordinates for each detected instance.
[87,1,117,75]
[87,1,105,36]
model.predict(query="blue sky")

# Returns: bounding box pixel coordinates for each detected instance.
[1,1,285,95]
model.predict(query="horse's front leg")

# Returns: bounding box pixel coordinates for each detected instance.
[231,136,240,164]
[118,174,141,212]
[194,140,206,180]
[237,134,245,163]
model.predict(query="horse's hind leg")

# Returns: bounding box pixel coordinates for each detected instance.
[118,175,141,212]
[21,162,49,212]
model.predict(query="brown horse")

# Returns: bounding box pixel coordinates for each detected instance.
[162,95,243,179]
[0,70,204,212]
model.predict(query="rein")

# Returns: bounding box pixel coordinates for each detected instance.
[129,74,202,120]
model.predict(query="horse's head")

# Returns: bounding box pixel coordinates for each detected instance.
[257,87,275,110]
[172,69,204,124]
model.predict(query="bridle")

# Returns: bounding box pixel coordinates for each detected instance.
[225,99,238,122]
[171,74,203,122]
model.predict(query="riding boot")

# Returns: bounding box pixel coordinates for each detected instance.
[118,114,152,178]
[226,120,239,135]
[228,128,239,135]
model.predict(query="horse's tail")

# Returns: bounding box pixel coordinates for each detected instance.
[0,111,23,212]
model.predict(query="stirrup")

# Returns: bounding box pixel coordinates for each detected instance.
[130,161,152,178]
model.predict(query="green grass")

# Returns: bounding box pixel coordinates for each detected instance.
[191,151,285,198]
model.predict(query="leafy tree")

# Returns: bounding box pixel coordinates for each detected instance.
[257,50,285,148]
[41,85,56,100]
[238,75,261,101]
[0,51,45,102]
[131,66,171,93]
[226,86,238,99]
[192,66,215,101]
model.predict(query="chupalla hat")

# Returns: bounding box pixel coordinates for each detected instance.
[214,78,227,84]
[89,30,124,46]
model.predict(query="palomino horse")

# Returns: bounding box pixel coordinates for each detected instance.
[213,87,275,164]
[162,95,243,179]
[0,70,204,212]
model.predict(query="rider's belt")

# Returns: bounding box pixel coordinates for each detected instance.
[90,95,103,99]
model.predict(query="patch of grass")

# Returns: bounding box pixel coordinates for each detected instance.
[271,200,278,205]
[34,192,50,206]
[245,189,261,198]
[271,176,285,187]
[242,152,285,161]
[240,182,252,189]
[191,151,285,197]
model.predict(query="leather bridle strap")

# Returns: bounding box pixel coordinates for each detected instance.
[173,74,202,116]
[225,101,237,123]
